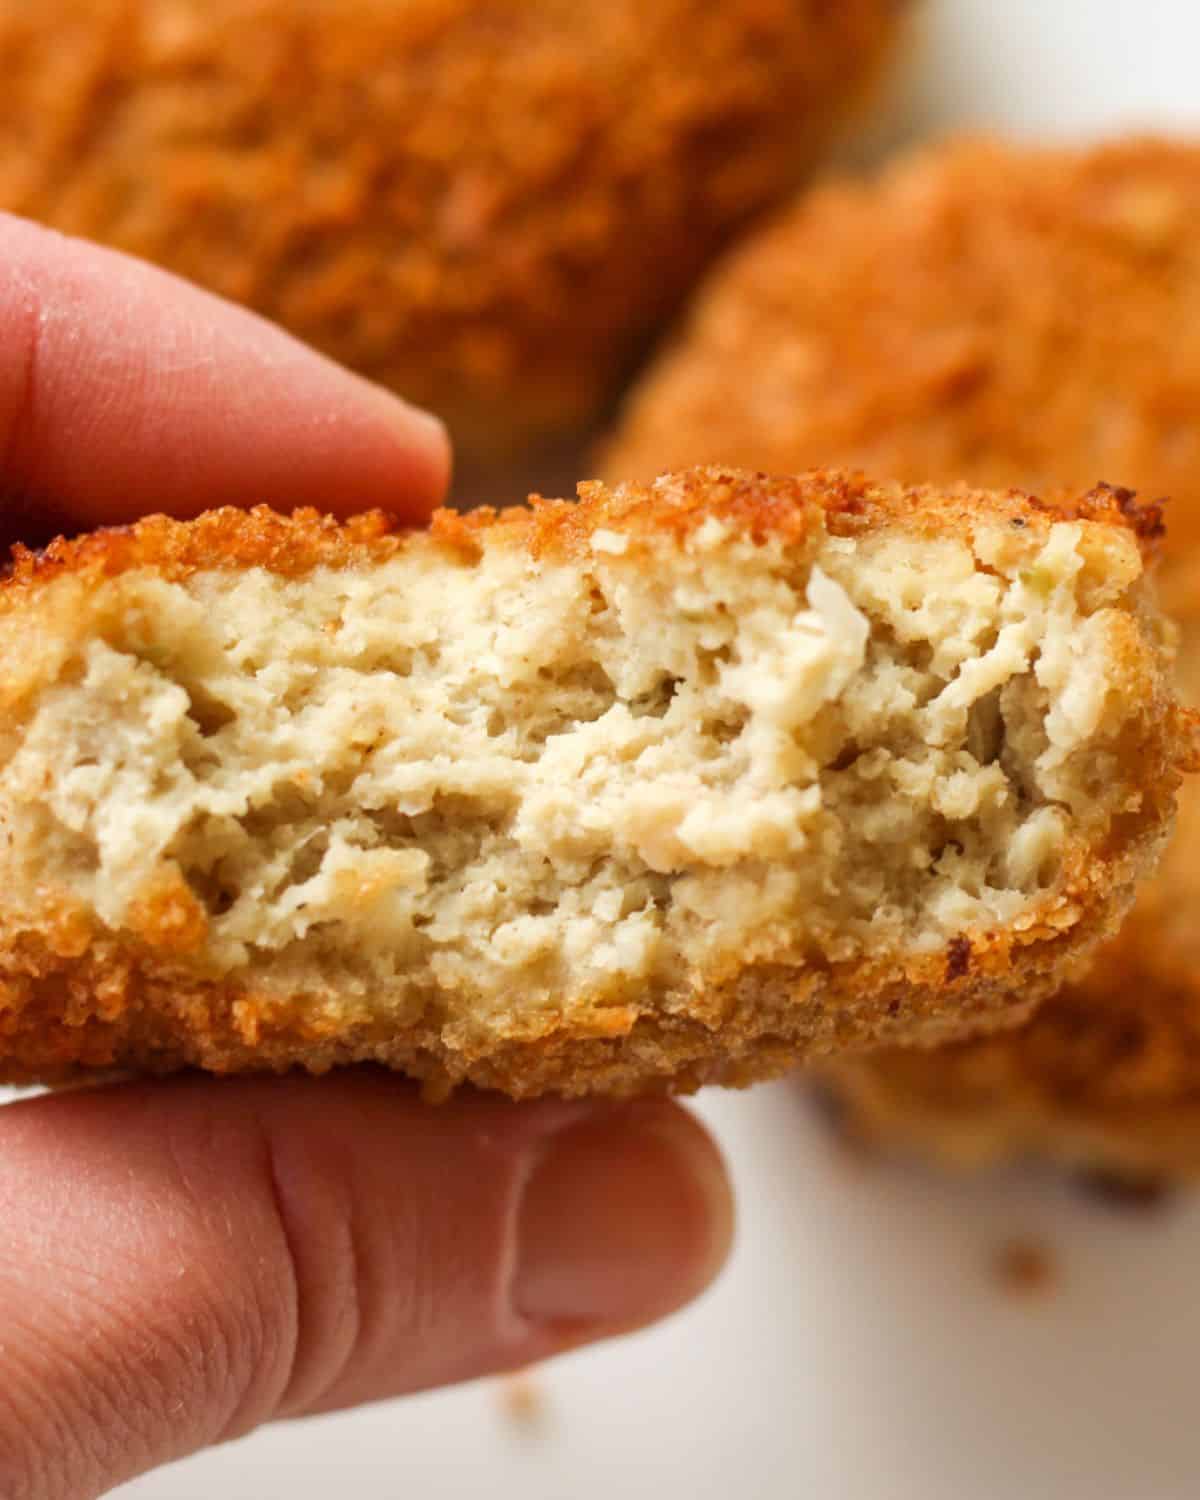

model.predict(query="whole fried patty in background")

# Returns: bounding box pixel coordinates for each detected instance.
[0,0,904,471]
[605,138,1200,573]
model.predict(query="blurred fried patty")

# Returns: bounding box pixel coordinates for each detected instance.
[0,0,903,465]
[606,137,1200,567]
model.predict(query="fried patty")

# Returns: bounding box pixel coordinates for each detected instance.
[0,0,902,467]
[604,137,1200,574]
[602,135,1200,1169]
[0,468,1188,1097]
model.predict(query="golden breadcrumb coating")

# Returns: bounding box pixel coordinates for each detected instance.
[0,468,1188,1097]
[605,135,1200,1172]
[0,0,903,464]
[604,137,1200,576]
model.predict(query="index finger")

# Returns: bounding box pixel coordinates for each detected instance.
[0,214,451,544]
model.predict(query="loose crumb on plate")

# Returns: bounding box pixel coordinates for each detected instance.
[499,1371,549,1435]
[993,1239,1057,1296]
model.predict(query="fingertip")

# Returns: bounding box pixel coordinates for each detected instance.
[513,1099,734,1337]
[382,394,454,517]
[0,216,457,531]
[634,1100,736,1308]
[309,368,455,523]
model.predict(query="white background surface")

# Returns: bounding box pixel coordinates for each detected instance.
[119,2,1200,1496]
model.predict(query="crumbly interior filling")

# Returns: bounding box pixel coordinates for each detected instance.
[0,513,1148,1027]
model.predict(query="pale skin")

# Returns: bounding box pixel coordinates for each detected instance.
[0,213,734,1500]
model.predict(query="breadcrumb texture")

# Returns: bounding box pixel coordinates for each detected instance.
[0,0,903,462]
[0,469,1187,1097]
[604,138,1200,577]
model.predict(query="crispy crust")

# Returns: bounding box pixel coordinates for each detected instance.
[603,137,1200,577]
[2,467,1167,592]
[0,904,1143,1100]
[0,0,903,462]
[0,468,1188,1097]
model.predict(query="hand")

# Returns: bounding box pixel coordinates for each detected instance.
[0,215,734,1500]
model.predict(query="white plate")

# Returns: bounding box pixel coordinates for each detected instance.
[120,4,1200,1496]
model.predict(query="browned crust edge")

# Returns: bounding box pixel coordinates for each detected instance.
[1,467,1169,595]
[0,854,1155,1099]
